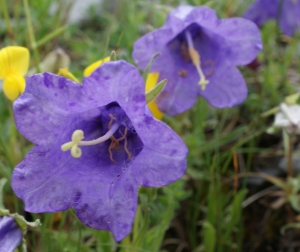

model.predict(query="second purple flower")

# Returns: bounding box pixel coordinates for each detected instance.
[133,5,262,115]
[243,0,300,36]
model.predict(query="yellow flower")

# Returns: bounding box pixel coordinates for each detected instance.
[145,72,163,120]
[83,57,110,77]
[0,46,30,101]
[84,57,163,120]
[57,68,80,83]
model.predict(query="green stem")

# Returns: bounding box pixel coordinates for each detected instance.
[23,0,40,72]
[0,135,14,170]
[33,26,67,49]
[283,130,294,177]
[132,208,150,248]
[0,0,15,43]
[121,235,131,252]
[287,133,294,178]
[132,205,141,241]
[77,225,82,252]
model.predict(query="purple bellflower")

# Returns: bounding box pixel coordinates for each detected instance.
[11,60,187,241]
[132,5,262,116]
[243,0,300,36]
[0,216,22,252]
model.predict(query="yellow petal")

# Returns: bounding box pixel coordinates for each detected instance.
[57,68,80,83]
[148,101,163,120]
[145,72,160,92]
[83,57,110,77]
[0,46,29,79]
[3,74,25,101]
[145,72,163,120]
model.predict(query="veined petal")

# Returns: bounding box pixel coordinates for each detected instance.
[83,57,110,77]
[0,46,29,79]
[146,72,163,120]
[3,74,25,101]
[131,115,187,187]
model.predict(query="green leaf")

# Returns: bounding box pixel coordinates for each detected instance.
[0,209,9,216]
[225,189,248,235]
[0,178,7,209]
[146,79,167,104]
[281,222,300,235]
[110,51,117,61]
[33,26,68,49]
[13,213,41,233]
[288,194,300,212]
[266,126,281,134]
[142,53,160,82]
[203,221,216,252]
[260,106,279,117]
[285,93,300,105]
[252,173,287,190]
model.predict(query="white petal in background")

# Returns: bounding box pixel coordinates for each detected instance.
[274,103,300,134]
[50,0,102,23]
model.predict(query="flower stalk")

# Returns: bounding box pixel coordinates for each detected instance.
[23,0,41,72]
[284,130,294,177]
[0,0,15,44]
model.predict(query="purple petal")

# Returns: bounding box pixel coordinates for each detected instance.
[108,172,138,241]
[0,216,22,252]
[280,0,300,36]
[213,18,262,65]
[82,61,146,120]
[14,73,102,145]
[166,6,219,32]
[12,145,82,212]
[132,27,174,70]
[243,0,279,26]
[14,61,145,146]
[12,131,142,213]
[199,59,247,108]
[155,62,199,115]
[13,142,140,241]
[75,169,138,241]
[131,114,187,186]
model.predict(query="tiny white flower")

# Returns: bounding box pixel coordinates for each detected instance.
[273,103,300,134]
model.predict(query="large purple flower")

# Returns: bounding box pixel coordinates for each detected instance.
[132,5,262,115]
[243,0,300,36]
[0,216,22,252]
[11,60,187,241]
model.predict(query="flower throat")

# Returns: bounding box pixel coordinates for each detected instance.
[61,114,132,162]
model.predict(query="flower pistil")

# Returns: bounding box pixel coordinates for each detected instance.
[185,30,209,90]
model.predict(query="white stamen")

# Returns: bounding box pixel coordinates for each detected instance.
[61,123,119,158]
[185,30,209,90]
